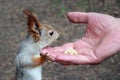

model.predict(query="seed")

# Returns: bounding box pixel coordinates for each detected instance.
[64,48,78,55]
[34,54,40,58]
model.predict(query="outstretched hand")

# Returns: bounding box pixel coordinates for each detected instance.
[41,12,120,65]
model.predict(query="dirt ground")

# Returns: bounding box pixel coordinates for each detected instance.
[0,0,120,80]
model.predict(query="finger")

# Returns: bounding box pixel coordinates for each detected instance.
[58,61,72,65]
[56,58,79,65]
[40,43,74,60]
[55,53,93,65]
[55,54,77,64]
[67,12,88,24]
[57,60,79,66]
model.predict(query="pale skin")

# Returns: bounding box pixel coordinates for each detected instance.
[41,12,120,65]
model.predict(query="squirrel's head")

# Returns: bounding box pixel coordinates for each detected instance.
[23,9,59,47]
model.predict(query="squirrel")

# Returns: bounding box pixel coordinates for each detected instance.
[15,9,59,80]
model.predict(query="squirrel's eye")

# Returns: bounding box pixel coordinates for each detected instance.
[48,30,54,36]
[34,23,40,30]
[34,25,38,30]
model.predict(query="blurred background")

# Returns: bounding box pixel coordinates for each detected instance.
[0,0,120,80]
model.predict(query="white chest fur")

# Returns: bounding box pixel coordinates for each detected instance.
[21,66,42,80]
[15,38,44,80]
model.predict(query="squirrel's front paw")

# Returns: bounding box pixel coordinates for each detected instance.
[32,54,46,67]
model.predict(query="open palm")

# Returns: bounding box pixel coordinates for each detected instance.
[41,12,120,65]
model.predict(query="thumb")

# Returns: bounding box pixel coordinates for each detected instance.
[67,12,88,23]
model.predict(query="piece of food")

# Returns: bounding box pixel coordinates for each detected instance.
[33,54,40,58]
[64,48,78,55]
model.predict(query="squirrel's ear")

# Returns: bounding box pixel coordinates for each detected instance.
[23,9,42,42]
[23,9,42,30]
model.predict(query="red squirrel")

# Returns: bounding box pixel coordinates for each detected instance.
[15,9,59,80]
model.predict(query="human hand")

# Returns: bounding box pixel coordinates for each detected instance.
[41,12,120,65]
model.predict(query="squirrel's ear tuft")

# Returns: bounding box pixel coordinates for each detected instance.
[23,9,42,29]
[23,9,33,16]
[23,9,42,42]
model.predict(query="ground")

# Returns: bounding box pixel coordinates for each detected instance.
[0,0,120,80]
